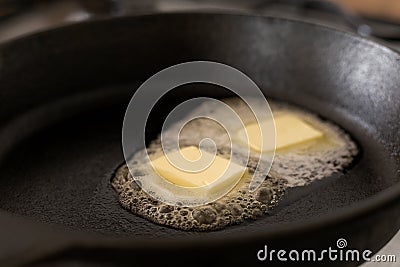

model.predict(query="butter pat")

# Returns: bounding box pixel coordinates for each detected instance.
[237,114,323,152]
[151,146,247,189]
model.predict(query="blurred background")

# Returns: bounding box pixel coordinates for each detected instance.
[2,0,400,48]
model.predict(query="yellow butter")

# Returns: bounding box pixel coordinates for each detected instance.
[151,146,247,189]
[237,114,323,152]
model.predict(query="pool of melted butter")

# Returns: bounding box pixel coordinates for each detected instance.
[112,97,358,231]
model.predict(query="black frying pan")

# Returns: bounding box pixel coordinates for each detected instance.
[0,12,399,267]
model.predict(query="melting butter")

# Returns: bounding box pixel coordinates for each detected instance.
[112,97,358,231]
[151,146,247,190]
[236,114,323,152]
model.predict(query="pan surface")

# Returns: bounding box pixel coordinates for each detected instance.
[0,13,399,266]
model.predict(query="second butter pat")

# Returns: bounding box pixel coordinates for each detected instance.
[237,114,323,152]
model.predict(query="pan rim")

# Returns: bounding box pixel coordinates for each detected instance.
[0,11,399,243]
